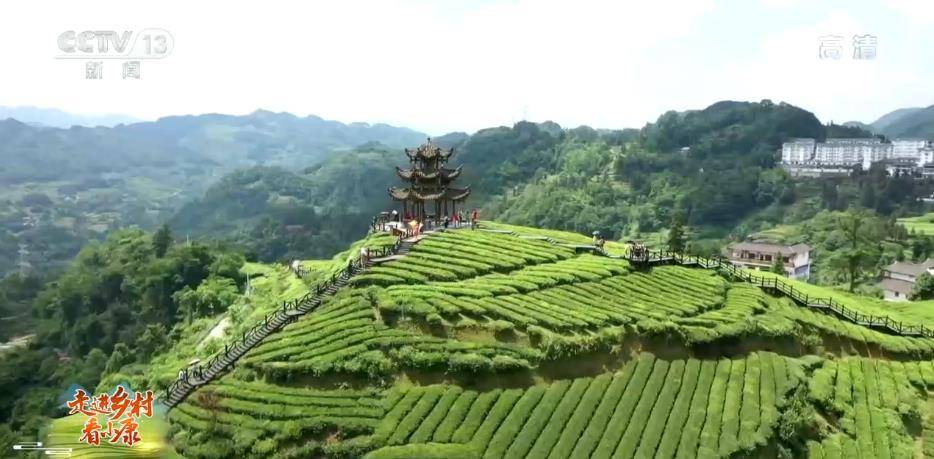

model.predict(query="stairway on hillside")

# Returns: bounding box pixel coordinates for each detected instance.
[163,261,370,409]
[395,239,417,256]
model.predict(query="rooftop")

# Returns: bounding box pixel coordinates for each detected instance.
[729,241,811,256]
[884,259,934,276]
[892,138,929,143]
[880,277,914,295]
[824,138,883,144]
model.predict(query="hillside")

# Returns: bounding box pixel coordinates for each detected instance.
[0,111,425,185]
[126,223,934,458]
[872,105,934,138]
[0,106,140,128]
[0,112,426,275]
[487,100,832,239]
[168,147,403,262]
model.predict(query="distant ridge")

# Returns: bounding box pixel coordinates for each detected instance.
[869,105,934,139]
[0,105,140,128]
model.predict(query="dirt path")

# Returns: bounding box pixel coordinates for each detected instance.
[198,317,230,349]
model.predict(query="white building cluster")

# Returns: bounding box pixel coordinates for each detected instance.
[781,137,934,176]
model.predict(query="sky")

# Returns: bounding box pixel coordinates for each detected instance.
[1,0,933,135]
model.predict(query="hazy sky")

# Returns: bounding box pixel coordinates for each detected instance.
[1,0,932,134]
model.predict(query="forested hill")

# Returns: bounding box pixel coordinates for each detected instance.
[163,120,638,262]
[0,110,425,184]
[872,104,934,138]
[164,99,901,265]
[168,148,403,261]
[0,111,425,277]
[485,100,875,241]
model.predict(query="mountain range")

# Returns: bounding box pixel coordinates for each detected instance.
[2,100,933,276]
[870,105,934,138]
[0,111,426,275]
[0,106,141,128]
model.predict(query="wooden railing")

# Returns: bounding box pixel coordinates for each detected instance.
[623,249,934,338]
[162,235,405,409]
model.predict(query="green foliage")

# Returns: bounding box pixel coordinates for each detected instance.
[667,212,686,253]
[770,256,785,275]
[911,272,934,300]
[0,227,244,444]
[174,276,239,324]
[0,272,43,341]
[153,223,173,257]
[826,208,882,291]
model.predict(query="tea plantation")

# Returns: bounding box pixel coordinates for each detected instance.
[165,224,934,458]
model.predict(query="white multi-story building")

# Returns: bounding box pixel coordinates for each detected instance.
[812,138,890,166]
[781,137,934,174]
[920,145,934,168]
[892,138,930,161]
[727,242,812,279]
[781,138,816,164]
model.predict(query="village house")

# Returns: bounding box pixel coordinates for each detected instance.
[880,259,934,301]
[726,242,812,279]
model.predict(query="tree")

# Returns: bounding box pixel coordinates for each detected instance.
[911,273,934,300]
[172,276,239,324]
[828,209,881,292]
[667,213,686,253]
[770,256,786,275]
[152,224,173,258]
[104,342,133,374]
[74,348,108,389]
[136,324,168,361]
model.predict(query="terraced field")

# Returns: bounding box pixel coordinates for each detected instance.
[367,352,798,459]
[166,225,934,458]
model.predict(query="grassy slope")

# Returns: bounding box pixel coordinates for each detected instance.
[157,224,933,459]
[898,212,934,235]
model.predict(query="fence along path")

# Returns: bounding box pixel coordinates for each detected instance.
[625,249,934,338]
[161,239,404,410]
[479,228,934,339]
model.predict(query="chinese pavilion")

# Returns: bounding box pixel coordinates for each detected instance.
[388,138,470,222]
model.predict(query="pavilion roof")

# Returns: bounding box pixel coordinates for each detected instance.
[388,186,471,202]
[404,139,454,160]
[396,165,462,181]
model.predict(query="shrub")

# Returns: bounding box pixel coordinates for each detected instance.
[491,355,531,372]
[448,353,493,373]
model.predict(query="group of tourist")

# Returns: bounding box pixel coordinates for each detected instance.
[387,208,480,236]
[592,232,607,249]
